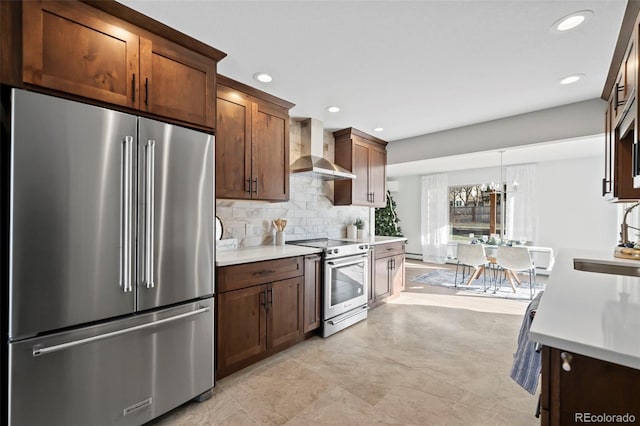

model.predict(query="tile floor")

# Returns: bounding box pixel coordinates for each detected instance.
[150,260,542,425]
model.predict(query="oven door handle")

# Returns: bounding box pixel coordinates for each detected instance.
[328,305,369,325]
[326,255,368,268]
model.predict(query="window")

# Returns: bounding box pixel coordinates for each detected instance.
[448,184,507,241]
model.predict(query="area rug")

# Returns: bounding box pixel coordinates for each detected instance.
[410,268,544,301]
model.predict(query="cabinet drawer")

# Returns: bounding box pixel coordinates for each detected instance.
[217,256,303,293]
[374,241,405,259]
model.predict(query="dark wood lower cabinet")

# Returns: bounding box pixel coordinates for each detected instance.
[541,346,640,425]
[217,285,267,373]
[370,241,405,308]
[374,257,392,301]
[303,254,322,333]
[268,277,304,349]
[216,256,316,379]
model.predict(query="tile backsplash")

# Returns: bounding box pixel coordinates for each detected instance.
[216,119,370,247]
[216,175,369,247]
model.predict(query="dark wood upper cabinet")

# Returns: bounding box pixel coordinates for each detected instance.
[22,1,140,109]
[333,128,388,207]
[603,5,640,201]
[11,0,225,130]
[216,75,294,201]
[140,36,215,128]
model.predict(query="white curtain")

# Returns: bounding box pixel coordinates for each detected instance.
[506,164,537,243]
[421,173,449,263]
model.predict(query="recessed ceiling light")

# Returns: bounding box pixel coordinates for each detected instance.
[252,72,272,83]
[326,106,340,113]
[560,74,584,85]
[551,10,593,33]
[373,127,384,132]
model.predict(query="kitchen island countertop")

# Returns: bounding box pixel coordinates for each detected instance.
[529,248,640,370]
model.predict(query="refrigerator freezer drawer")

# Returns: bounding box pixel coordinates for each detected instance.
[9,299,214,426]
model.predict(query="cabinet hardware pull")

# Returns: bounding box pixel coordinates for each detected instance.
[145,77,149,106]
[267,288,273,305]
[246,178,252,193]
[602,178,609,196]
[144,140,156,289]
[131,74,136,102]
[253,270,276,276]
[615,83,625,108]
[560,352,573,372]
[253,178,258,195]
[120,137,134,293]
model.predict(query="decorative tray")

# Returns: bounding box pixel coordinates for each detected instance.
[613,246,640,260]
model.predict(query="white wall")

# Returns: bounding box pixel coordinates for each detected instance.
[389,156,618,260]
[389,176,422,256]
[388,99,605,164]
[536,156,618,253]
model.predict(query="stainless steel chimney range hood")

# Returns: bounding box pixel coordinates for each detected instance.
[290,118,356,180]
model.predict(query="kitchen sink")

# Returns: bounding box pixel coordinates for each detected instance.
[574,258,640,277]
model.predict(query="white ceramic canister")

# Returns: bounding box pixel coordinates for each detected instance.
[346,224,357,239]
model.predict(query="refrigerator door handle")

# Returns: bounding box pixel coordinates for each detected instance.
[144,139,156,289]
[32,305,211,357]
[120,136,135,293]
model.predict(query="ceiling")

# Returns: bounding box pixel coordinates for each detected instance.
[121,0,626,143]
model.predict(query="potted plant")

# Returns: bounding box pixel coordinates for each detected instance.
[354,218,365,239]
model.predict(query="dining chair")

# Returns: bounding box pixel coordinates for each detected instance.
[496,246,536,299]
[455,243,489,290]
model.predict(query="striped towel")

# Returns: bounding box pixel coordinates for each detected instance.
[510,291,544,394]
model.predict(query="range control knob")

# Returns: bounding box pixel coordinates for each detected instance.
[334,249,339,254]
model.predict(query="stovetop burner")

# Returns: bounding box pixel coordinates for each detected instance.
[289,238,357,248]
[287,238,369,259]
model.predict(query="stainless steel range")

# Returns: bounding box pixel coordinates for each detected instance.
[288,239,369,337]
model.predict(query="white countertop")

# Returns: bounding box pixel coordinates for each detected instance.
[529,248,640,370]
[354,235,408,245]
[215,236,406,266]
[216,245,322,266]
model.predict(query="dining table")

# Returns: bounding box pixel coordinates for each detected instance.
[451,241,554,292]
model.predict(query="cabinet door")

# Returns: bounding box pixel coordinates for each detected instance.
[543,347,640,425]
[22,0,139,109]
[268,277,303,349]
[374,257,392,300]
[367,249,375,305]
[252,102,289,201]
[603,95,613,197]
[369,146,387,207]
[390,255,405,294]
[352,140,371,205]
[216,285,267,376]
[140,36,215,128]
[216,88,252,199]
[303,255,322,333]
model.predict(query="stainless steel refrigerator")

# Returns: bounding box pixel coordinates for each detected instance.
[3,89,215,425]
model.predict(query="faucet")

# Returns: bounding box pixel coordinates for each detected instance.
[620,201,640,244]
